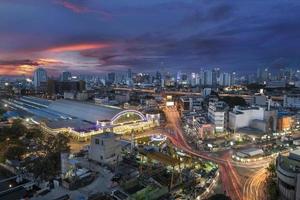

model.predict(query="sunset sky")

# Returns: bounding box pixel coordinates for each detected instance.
[1,0,300,76]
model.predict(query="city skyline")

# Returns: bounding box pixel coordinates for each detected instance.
[1,0,300,76]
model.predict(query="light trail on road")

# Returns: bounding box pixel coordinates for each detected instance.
[243,168,268,200]
[163,107,243,200]
[130,106,270,200]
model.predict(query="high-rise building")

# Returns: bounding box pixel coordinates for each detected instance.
[257,68,269,83]
[127,69,133,85]
[219,73,231,86]
[61,71,72,81]
[190,73,197,87]
[204,70,213,86]
[212,68,220,87]
[155,71,162,86]
[231,72,236,85]
[107,72,116,84]
[33,68,47,89]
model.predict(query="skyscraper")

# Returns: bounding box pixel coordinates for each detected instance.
[212,68,220,87]
[204,70,213,86]
[61,71,72,81]
[219,73,231,86]
[127,69,133,85]
[33,68,47,89]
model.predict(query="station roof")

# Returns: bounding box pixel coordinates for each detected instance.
[48,99,123,122]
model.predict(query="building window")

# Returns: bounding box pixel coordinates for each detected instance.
[101,140,104,146]
[95,139,99,144]
[100,156,103,160]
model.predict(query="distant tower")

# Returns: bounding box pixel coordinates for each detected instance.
[33,68,47,89]
[127,68,133,86]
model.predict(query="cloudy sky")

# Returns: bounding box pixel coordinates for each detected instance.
[0,0,300,76]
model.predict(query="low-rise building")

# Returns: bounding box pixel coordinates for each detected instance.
[278,115,294,132]
[179,96,203,113]
[88,132,122,166]
[228,106,265,131]
[253,94,267,106]
[284,94,300,108]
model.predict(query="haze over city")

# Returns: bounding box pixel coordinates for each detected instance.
[1,0,300,76]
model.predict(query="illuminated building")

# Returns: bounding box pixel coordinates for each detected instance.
[277,115,294,131]
[4,96,160,139]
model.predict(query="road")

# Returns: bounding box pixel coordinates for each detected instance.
[243,168,268,200]
[163,106,244,200]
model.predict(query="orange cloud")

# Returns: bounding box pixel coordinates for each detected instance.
[47,43,110,52]
[0,65,36,76]
[0,58,65,76]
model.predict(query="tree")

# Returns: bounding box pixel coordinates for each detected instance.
[47,133,70,153]
[4,145,26,160]
[221,96,247,108]
[267,162,276,178]
[6,119,27,139]
[26,133,70,180]
[266,161,279,200]
[26,127,42,139]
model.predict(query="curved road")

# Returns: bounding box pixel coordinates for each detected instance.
[163,107,243,200]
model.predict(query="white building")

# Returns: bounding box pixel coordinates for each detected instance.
[33,68,47,88]
[208,101,228,133]
[276,150,300,200]
[284,95,300,108]
[228,106,265,131]
[88,132,122,166]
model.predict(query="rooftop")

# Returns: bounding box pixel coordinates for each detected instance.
[48,99,123,122]
[278,150,300,173]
